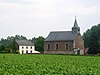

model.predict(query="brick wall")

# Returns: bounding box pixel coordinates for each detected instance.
[74,35,84,55]
[74,35,84,49]
[44,41,74,54]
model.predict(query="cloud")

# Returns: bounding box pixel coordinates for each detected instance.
[54,0,100,16]
[0,0,100,16]
[0,0,100,39]
[0,0,34,3]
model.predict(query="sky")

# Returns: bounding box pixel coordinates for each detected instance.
[0,0,100,39]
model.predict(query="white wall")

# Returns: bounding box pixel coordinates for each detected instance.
[80,49,84,55]
[19,46,35,54]
[74,48,84,55]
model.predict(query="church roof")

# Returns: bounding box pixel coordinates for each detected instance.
[16,40,33,46]
[45,31,77,41]
[45,17,80,42]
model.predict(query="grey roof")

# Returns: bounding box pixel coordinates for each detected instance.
[16,40,33,46]
[45,31,77,41]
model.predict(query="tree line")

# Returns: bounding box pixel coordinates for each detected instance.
[83,24,100,54]
[0,24,100,54]
[0,35,44,53]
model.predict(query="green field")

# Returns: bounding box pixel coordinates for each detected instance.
[0,54,100,75]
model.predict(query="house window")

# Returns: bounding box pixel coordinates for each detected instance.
[22,47,24,49]
[30,46,32,49]
[26,47,28,49]
[65,43,69,50]
[55,44,59,50]
[26,50,28,54]
[47,44,51,50]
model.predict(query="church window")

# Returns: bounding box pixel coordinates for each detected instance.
[55,44,59,49]
[65,43,69,50]
[47,44,51,50]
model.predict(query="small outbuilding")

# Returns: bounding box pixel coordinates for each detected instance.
[16,40,40,54]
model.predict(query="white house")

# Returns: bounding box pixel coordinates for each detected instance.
[16,40,40,54]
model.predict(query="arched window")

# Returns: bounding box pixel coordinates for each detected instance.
[65,43,69,50]
[55,44,59,50]
[47,44,51,50]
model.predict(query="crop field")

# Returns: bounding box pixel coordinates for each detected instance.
[0,54,100,75]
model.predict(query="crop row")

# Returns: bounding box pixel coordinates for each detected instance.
[0,54,100,75]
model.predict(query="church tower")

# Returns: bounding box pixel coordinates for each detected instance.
[72,17,80,34]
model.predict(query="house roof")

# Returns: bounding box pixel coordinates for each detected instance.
[45,31,77,41]
[16,40,33,46]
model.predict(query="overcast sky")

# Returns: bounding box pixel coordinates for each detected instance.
[0,0,100,39]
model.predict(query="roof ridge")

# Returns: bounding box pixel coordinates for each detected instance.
[51,31,71,32]
[16,40,33,46]
[45,31,77,41]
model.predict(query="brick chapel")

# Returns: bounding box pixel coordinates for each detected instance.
[44,17,84,55]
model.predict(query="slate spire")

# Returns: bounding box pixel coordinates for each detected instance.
[72,16,80,34]
[73,16,78,28]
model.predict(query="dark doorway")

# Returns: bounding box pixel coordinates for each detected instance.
[30,50,32,53]
[26,50,28,54]
[22,50,24,54]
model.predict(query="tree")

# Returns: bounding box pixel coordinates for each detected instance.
[15,35,27,40]
[83,24,100,54]
[32,36,45,52]
[0,45,5,52]
[83,29,91,48]
[11,38,17,53]
[88,31,99,54]
[0,35,45,53]
[0,35,27,53]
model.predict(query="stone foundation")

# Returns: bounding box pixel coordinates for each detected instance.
[44,50,74,54]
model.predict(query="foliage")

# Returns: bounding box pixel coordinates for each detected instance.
[0,54,100,75]
[83,24,100,54]
[83,29,91,48]
[0,45,5,52]
[32,36,45,52]
[0,35,45,53]
[0,35,27,53]
[88,31,99,54]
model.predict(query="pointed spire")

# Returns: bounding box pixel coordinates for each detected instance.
[73,16,78,28]
[72,16,80,34]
